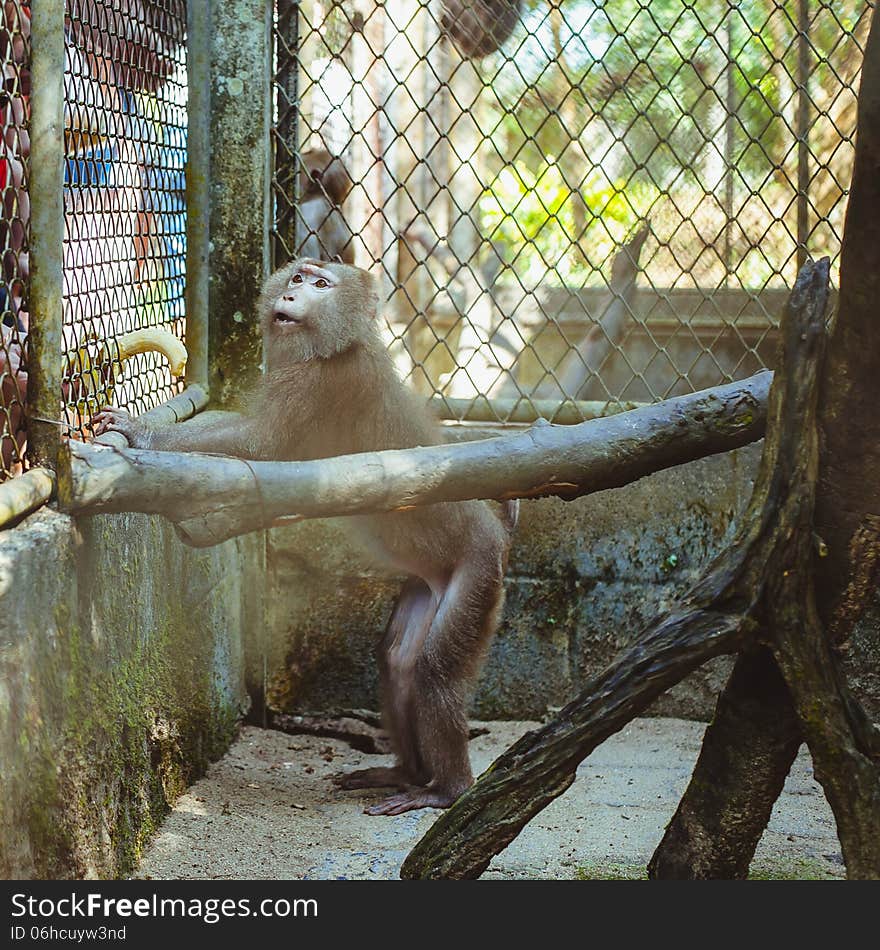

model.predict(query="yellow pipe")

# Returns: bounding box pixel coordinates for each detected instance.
[63,328,188,413]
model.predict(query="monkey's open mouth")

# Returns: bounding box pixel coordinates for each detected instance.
[273,311,303,325]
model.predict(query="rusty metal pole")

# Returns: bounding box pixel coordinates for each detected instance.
[185,0,211,389]
[26,0,65,469]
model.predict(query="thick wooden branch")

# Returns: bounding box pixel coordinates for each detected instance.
[652,10,880,881]
[60,373,769,547]
[0,467,55,530]
[815,7,880,641]
[400,260,830,880]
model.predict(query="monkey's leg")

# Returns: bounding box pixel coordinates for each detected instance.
[335,578,437,792]
[367,563,504,817]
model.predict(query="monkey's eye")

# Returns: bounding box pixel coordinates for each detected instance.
[289,273,303,285]
[315,278,328,289]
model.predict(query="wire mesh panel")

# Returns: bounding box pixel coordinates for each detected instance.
[0,1,30,476]
[272,0,867,423]
[62,0,187,440]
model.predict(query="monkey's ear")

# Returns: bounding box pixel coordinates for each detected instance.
[363,281,380,319]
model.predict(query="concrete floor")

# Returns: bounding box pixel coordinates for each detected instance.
[136,718,844,880]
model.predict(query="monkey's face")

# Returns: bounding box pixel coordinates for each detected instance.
[261,259,378,364]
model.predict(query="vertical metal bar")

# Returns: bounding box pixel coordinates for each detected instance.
[26,0,65,469]
[185,0,211,388]
[796,0,811,270]
[723,3,736,284]
[274,0,299,268]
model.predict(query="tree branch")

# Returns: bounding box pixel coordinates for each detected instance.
[60,373,769,547]
[551,226,650,400]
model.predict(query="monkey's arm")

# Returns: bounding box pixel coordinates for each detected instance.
[91,407,263,458]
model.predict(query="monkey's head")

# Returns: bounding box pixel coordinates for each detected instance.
[298,149,353,204]
[260,258,380,364]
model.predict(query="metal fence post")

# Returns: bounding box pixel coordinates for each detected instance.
[26,0,65,469]
[185,0,211,389]
[206,0,272,401]
[273,0,300,267]
[797,0,812,271]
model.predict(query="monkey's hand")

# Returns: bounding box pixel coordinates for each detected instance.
[90,407,156,449]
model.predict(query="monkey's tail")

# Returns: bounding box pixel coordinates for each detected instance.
[500,498,520,534]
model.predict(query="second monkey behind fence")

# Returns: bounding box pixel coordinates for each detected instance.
[93,258,517,815]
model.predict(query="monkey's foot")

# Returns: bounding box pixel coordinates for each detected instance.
[332,766,412,791]
[364,788,460,816]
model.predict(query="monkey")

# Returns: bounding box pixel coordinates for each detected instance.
[297,149,355,265]
[92,258,517,816]
[440,0,522,59]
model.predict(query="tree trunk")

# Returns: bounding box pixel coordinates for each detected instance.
[400,260,831,879]
[536,227,649,402]
[814,7,880,642]
[647,652,801,879]
[650,6,880,879]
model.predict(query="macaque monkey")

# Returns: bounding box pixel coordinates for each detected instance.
[93,259,517,815]
[440,0,521,59]
[297,149,355,265]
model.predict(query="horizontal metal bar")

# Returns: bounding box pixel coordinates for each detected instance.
[140,385,211,426]
[432,396,644,425]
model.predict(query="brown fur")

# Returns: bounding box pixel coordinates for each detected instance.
[93,259,515,815]
[441,0,521,59]
[296,149,355,265]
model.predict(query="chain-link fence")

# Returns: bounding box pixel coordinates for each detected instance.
[1,1,866,481]
[272,0,868,424]
[0,0,188,480]
[1,1,30,476]
[62,0,187,439]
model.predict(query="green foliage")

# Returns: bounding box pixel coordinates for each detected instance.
[476,0,865,286]
[482,160,657,286]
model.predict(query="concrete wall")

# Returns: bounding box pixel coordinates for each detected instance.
[0,509,263,879]
[4,441,878,880]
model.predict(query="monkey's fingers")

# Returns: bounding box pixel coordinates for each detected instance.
[90,407,132,437]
